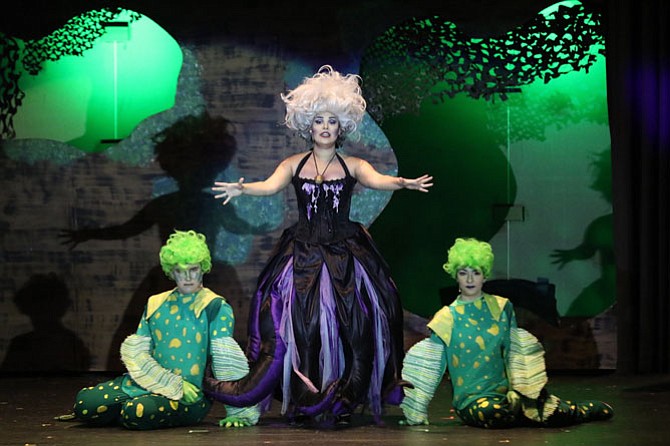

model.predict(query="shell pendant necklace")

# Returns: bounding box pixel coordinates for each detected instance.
[313,151,336,185]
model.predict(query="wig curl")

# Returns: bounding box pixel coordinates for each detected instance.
[159,230,212,277]
[443,237,494,279]
[281,65,367,141]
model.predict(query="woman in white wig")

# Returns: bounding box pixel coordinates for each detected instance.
[205,65,433,426]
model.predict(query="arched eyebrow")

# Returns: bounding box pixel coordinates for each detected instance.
[313,113,339,120]
[457,267,482,273]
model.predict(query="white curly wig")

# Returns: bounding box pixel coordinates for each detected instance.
[281,65,367,141]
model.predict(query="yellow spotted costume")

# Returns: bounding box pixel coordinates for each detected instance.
[73,288,258,430]
[400,294,614,428]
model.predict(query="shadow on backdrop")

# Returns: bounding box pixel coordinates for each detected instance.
[1,273,92,371]
[551,147,614,316]
[60,112,269,370]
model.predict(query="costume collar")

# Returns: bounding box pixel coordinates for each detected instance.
[145,287,222,319]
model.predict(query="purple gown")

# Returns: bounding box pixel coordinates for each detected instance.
[204,152,405,420]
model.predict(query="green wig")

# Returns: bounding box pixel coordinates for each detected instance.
[159,230,212,277]
[443,237,494,279]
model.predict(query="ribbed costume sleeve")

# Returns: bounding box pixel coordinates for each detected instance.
[208,300,260,425]
[507,327,560,421]
[211,337,250,379]
[507,328,547,399]
[120,333,184,400]
[399,333,447,425]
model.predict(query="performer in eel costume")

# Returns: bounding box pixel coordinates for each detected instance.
[67,230,258,429]
[399,237,614,428]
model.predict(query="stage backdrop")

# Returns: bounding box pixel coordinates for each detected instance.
[0,0,613,371]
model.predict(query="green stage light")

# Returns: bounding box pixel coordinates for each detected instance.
[9,9,182,153]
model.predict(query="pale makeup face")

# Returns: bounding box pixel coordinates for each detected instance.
[172,264,203,295]
[456,266,485,301]
[311,111,340,147]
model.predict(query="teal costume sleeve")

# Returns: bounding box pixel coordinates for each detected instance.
[120,333,184,400]
[210,337,250,380]
[134,307,151,338]
[208,300,249,380]
[207,299,260,426]
[501,301,517,367]
[506,327,562,421]
[399,333,447,425]
[507,327,548,399]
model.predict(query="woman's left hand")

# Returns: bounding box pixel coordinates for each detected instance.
[402,174,434,192]
[212,177,245,205]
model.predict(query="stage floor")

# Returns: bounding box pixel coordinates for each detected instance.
[1,371,667,446]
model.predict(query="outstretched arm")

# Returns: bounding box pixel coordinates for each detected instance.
[354,159,433,192]
[399,334,447,425]
[208,299,260,428]
[550,244,597,269]
[213,159,293,205]
[59,201,157,250]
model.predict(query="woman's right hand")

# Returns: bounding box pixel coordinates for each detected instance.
[213,177,245,205]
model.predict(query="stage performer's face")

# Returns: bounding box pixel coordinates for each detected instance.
[456,266,485,301]
[172,264,204,295]
[311,111,340,147]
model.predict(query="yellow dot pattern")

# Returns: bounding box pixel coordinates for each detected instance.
[445,295,514,411]
[454,394,518,428]
[67,290,235,428]
[137,289,236,386]
[75,374,215,429]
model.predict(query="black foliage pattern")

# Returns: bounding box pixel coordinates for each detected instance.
[1,8,142,139]
[1,33,24,139]
[21,8,142,75]
[359,3,605,124]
